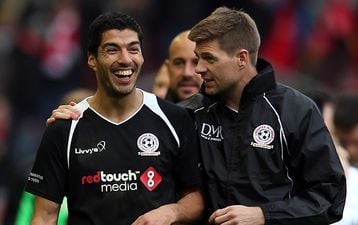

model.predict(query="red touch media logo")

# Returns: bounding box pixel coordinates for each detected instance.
[140,167,162,191]
[81,167,162,192]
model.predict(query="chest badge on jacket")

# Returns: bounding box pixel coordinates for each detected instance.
[251,124,274,150]
[200,123,224,142]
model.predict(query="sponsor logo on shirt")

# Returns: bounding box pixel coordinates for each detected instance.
[81,167,162,192]
[137,133,160,156]
[250,124,274,149]
[28,172,44,183]
[74,141,106,155]
[140,167,162,191]
[200,123,224,142]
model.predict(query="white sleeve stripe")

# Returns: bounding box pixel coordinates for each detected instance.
[143,91,180,148]
[67,120,78,169]
[66,99,89,169]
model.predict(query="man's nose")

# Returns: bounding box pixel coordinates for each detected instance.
[195,60,206,75]
[183,62,196,76]
[117,50,132,64]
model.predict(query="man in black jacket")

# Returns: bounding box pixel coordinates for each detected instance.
[184,6,346,225]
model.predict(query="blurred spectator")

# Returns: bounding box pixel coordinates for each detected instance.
[60,88,94,104]
[299,0,358,92]
[305,90,358,225]
[152,63,170,99]
[304,90,335,134]
[164,30,202,103]
[333,164,358,225]
[334,94,358,167]
[8,0,86,118]
[0,95,11,157]
[0,94,12,225]
[304,90,349,171]
[260,1,305,75]
[153,30,202,102]
[332,93,358,225]
[40,0,81,80]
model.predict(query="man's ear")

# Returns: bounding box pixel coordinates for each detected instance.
[164,59,170,67]
[235,49,248,67]
[88,54,97,71]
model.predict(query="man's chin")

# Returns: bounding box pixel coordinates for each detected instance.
[177,89,199,99]
[177,92,197,101]
[204,87,218,96]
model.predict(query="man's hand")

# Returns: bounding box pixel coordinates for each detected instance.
[46,102,80,126]
[131,204,177,225]
[209,205,264,225]
[132,188,203,225]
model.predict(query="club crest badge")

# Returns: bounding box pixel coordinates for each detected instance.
[251,124,275,149]
[137,133,160,156]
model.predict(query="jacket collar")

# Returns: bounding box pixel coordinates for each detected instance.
[199,58,277,109]
[240,58,276,107]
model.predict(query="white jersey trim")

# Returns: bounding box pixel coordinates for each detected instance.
[142,91,180,148]
[66,98,90,169]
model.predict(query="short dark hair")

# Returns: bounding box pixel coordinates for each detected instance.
[188,7,260,65]
[87,12,143,56]
[334,94,358,131]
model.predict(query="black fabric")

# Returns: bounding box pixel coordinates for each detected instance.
[181,58,346,224]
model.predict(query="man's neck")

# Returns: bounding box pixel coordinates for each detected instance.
[89,89,143,123]
[224,66,258,110]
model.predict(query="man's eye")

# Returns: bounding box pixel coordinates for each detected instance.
[174,62,184,66]
[204,57,215,64]
[105,48,117,54]
[173,60,185,66]
[129,48,140,54]
[192,59,198,66]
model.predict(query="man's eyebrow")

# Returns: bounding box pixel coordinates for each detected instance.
[195,51,213,58]
[102,41,141,48]
[172,57,185,61]
[103,43,118,48]
[128,41,141,46]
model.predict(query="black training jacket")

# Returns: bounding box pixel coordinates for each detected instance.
[180,58,346,224]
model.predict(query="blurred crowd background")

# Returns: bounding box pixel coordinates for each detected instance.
[0,0,357,224]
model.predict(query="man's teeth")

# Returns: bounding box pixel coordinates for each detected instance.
[114,70,132,76]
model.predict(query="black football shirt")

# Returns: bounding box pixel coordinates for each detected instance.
[26,90,202,225]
